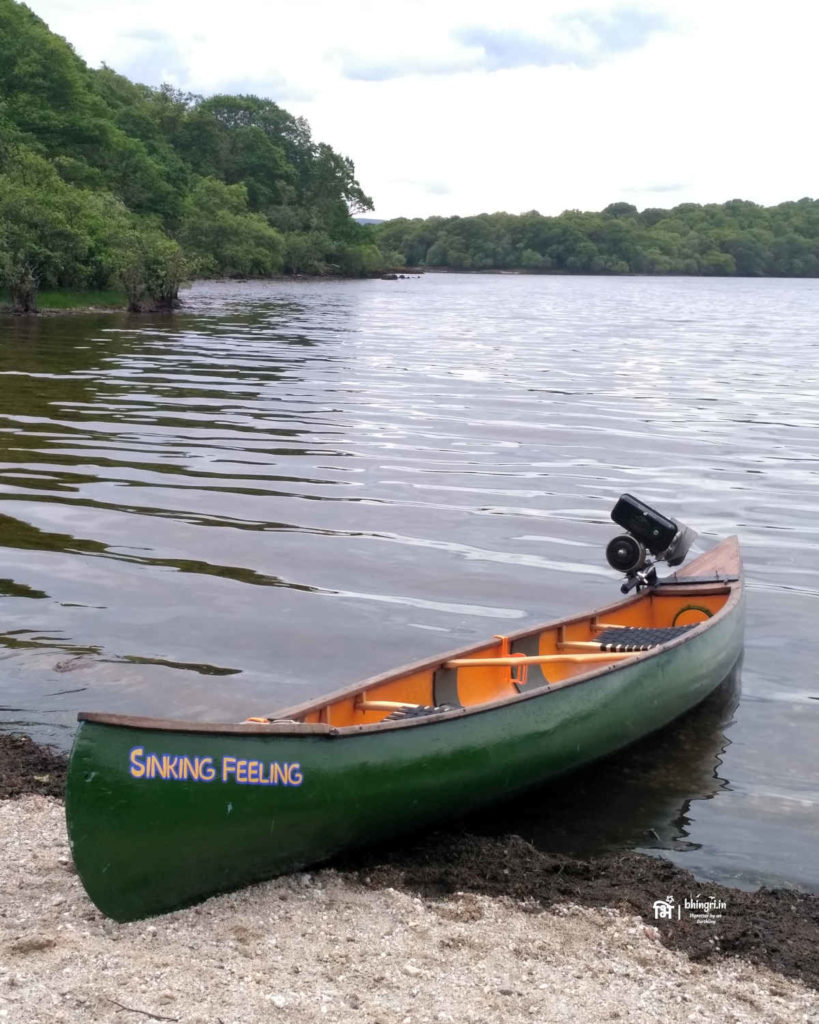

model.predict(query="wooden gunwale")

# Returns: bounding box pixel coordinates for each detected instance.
[77,538,741,738]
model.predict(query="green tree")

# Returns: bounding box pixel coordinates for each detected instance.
[115,228,188,310]
[603,202,638,219]
[178,177,284,277]
[283,231,332,275]
[0,0,376,293]
[0,149,100,309]
[331,242,384,277]
[377,198,819,278]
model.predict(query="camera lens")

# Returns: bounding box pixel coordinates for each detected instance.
[606,534,646,574]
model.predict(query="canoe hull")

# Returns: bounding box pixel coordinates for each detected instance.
[66,586,744,921]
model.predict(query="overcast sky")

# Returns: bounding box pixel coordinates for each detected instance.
[26,0,819,220]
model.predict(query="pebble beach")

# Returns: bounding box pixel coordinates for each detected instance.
[1,735,817,1024]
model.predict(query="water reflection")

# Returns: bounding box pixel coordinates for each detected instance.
[467,664,741,856]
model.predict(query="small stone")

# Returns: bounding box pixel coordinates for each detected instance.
[8,936,56,954]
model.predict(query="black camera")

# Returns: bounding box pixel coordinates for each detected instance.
[606,494,697,580]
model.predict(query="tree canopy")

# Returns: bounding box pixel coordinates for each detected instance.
[375,200,819,277]
[0,0,377,309]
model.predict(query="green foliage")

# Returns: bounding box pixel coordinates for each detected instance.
[0,143,186,311]
[115,228,188,311]
[376,200,819,277]
[282,231,333,275]
[176,95,294,212]
[603,202,638,219]
[0,147,120,308]
[331,242,384,278]
[178,178,284,277]
[142,236,187,308]
[0,0,375,309]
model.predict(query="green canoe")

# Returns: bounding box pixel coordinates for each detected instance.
[66,535,743,922]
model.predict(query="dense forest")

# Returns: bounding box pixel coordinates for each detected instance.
[375,200,819,277]
[2,1,819,314]
[0,0,382,311]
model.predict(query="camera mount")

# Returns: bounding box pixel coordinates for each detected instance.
[606,494,698,593]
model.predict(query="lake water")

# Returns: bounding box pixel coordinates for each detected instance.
[1,274,817,892]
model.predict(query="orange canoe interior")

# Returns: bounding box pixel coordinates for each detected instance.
[269,586,732,730]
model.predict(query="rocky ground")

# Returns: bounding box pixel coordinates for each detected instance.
[1,732,817,1024]
[0,733,66,800]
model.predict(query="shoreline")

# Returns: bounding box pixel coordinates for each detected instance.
[0,304,129,317]
[2,269,807,318]
[0,273,425,317]
[6,796,817,1024]
[2,730,816,999]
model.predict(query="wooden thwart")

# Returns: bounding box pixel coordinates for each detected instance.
[355,698,422,713]
[444,652,634,669]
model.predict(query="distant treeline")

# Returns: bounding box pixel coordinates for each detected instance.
[0,0,382,311]
[375,200,819,277]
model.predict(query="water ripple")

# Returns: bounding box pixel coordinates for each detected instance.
[1,275,817,888]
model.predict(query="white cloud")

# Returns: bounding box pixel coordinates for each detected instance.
[27,0,819,219]
[335,8,671,80]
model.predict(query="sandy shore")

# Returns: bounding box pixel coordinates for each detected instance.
[1,734,817,1023]
[2,797,817,1024]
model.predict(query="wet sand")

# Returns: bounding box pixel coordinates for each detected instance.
[1,732,817,1023]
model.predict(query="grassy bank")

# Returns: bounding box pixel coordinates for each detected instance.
[0,289,128,312]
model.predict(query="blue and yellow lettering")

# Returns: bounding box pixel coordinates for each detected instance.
[130,750,304,787]
[129,746,146,779]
